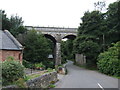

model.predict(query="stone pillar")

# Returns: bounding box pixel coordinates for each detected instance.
[55,34,62,66]
[55,42,61,65]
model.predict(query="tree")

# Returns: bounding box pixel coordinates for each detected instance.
[74,1,120,68]
[74,10,104,66]
[9,15,27,36]
[74,35,100,66]
[105,2,120,45]
[23,30,51,64]
[79,11,105,36]
[61,39,74,63]
[1,10,27,36]
[0,10,11,30]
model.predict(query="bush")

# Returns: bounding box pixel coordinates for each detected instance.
[97,41,120,77]
[43,60,54,69]
[22,60,33,69]
[34,62,45,70]
[2,57,25,86]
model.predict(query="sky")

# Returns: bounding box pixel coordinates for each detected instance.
[1,0,116,28]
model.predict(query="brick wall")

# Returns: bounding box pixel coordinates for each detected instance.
[0,50,2,61]
[0,50,23,63]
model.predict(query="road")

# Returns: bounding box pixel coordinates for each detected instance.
[55,61,118,89]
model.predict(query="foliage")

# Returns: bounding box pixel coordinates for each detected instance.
[23,30,54,68]
[0,10,10,30]
[2,57,25,86]
[22,60,34,69]
[42,60,54,69]
[14,78,27,88]
[25,70,54,81]
[26,73,43,81]
[105,2,120,45]
[1,10,27,36]
[97,41,120,77]
[74,11,104,65]
[61,39,74,63]
[34,62,45,70]
[48,84,55,88]
[47,68,53,72]
[74,35,100,66]
[24,30,50,62]
[78,11,104,36]
[74,1,120,68]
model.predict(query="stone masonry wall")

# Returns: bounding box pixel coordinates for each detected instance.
[26,71,58,88]
[3,71,58,89]
[75,54,86,65]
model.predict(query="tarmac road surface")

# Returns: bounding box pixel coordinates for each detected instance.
[55,61,118,89]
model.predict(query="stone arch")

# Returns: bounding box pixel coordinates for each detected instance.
[62,34,77,40]
[44,34,56,44]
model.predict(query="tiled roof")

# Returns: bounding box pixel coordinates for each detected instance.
[0,30,23,50]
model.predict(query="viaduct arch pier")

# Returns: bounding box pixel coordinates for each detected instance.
[26,26,77,65]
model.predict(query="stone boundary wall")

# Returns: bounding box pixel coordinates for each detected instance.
[75,54,86,65]
[26,71,57,88]
[3,71,58,88]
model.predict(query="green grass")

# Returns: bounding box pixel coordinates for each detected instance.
[26,69,55,80]
[48,84,55,88]
[110,75,120,79]
[26,73,43,80]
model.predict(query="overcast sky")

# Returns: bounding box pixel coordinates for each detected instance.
[1,0,116,28]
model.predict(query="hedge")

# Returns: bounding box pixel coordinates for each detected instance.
[97,41,120,77]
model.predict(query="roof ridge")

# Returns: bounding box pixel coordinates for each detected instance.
[4,30,23,50]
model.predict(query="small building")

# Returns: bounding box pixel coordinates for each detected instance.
[48,54,53,60]
[0,30,23,63]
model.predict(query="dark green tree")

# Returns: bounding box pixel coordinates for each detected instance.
[23,30,51,64]
[1,10,27,36]
[105,1,120,45]
[61,39,74,63]
[0,10,11,30]
[73,10,106,67]
[74,1,120,68]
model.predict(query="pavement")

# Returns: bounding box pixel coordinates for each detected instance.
[55,61,118,88]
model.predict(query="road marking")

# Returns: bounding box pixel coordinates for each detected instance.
[97,83,104,90]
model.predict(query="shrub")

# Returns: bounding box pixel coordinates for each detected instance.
[22,60,33,69]
[97,41,120,77]
[34,62,45,70]
[47,68,53,72]
[14,78,27,88]
[43,60,54,69]
[2,57,25,86]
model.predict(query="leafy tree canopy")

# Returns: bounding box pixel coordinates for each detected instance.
[0,10,27,36]
[23,30,51,64]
